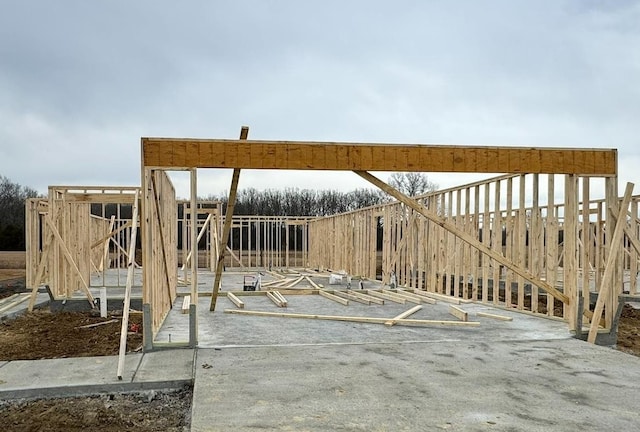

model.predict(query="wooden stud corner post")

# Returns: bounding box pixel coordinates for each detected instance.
[210,126,249,311]
[587,182,634,343]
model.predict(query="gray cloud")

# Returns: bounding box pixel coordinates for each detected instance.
[1,0,638,197]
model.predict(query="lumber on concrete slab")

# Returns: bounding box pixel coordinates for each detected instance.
[267,290,287,307]
[333,290,371,305]
[384,290,424,304]
[305,276,322,290]
[181,295,191,314]
[0,294,30,314]
[347,290,384,305]
[385,305,423,326]
[227,292,245,309]
[477,312,513,321]
[318,290,349,306]
[365,290,406,304]
[273,290,287,305]
[397,289,437,304]
[284,276,305,288]
[412,289,462,305]
[224,309,481,327]
[448,305,468,322]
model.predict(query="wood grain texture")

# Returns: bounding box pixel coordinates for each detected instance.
[142,138,616,175]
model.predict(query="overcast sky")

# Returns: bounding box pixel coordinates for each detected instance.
[1,1,639,199]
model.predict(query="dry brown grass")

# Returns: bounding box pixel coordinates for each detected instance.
[0,251,26,268]
[0,251,26,281]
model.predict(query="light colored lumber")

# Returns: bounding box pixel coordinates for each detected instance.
[273,290,288,305]
[267,290,287,307]
[318,289,349,306]
[0,294,30,314]
[180,213,213,271]
[0,293,20,305]
[412,289,461,305]
[366,290,406,304]
[355,171,570,305]
[397,289,437,304]
[142,138,617,175]
[99,215,116,271]
[448,305,468,322]
[28,230,54,311]
[44,215,95,306]
[90,221,133,249]
[284,276,305,288]
[225,246,246,268]
[385,305,423,326]
[588,182,635,343]
[210,127,248,311]
[224,309,481,327]
[150,173,174,309]
[227,292,245,308]
[383,289,425,304]
[181,295,191,314]
[77,319,119,329]
[477,311,513,321]
[116,189,140,380]
[305,276,322,290]
[347,290,385,305]
[333,290,371,305]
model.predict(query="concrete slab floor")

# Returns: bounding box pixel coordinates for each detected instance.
[191,340,640,432]
[174,272,640,431]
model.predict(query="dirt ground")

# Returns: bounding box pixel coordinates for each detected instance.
[0,387,192,432]
[0,276,190,431]
[0,308,144,361]
[615,304,640,356]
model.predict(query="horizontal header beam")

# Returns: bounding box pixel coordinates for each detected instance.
[142,138,617,175]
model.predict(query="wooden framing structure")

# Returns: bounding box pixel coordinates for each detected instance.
[140,130,630,347]
[26,186,141,304]
[308,174,639,334]
[28,129,634,350]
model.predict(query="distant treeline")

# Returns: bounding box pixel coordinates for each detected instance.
[1,173,436,251]
[209,187,391,217]
[0,175,40,250]
[207,173,437,217]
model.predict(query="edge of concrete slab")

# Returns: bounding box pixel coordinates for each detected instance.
[0,349,196,402]
[0,379,194,402]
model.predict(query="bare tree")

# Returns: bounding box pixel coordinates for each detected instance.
[387,173,438,196]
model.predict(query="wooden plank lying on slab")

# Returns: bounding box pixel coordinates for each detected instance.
[227,292,245,309]
[477,311,513,321]
[366,290,406,304]
[385,305,423,326]
[347,290,384,305]
[181,295,191,314]
[224,309,481,327]
[397,289,437,304]
[318,290,349,306]
[267,290,288,307]
[411,290,463,305]
[334,291,371,305]
[385,290,429,304]
[448,305,468,322]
